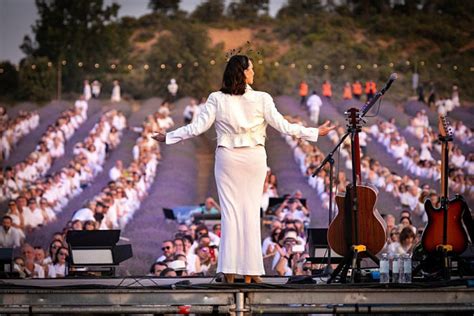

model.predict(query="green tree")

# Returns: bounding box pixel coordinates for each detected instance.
[145,23,223,98]
[227,0,269,21]
[277,0,322,18]
[18,57,55,102]
[191,0,225,23]
[148,0,180,15]
[21,0,128,93]
[0,61,19,98]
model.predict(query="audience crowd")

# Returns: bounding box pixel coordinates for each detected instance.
[1,84,471,279]
[0,108,40,162]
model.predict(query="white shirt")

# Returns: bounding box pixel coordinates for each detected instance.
[0,226,22,248]
[166,87,319,148]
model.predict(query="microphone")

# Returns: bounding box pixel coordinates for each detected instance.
[361,73,397,117]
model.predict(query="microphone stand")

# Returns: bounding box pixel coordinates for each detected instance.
[312,132,350,275]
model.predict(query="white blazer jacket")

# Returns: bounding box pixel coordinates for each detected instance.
[166,86,319,148]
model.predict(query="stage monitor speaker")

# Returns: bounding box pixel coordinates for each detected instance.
[163,208,177,221]
[307,228,342,264]
[66,230,132,268]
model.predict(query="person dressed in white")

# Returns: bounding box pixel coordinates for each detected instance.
[83,80,92,101]
[167,78,178,100]
[74,95,88,120]
[92,80,101,99]
[111,80,121,102]
[153,55,335,283]
[306,91,322,124]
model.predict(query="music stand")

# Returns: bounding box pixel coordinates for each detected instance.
[163,208,177,221]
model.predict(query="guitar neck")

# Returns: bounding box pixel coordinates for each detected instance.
[440,141,448,199]
[353,133,362,184]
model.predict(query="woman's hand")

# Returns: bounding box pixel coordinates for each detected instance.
[152,133,166,142]
[318,121,336,136]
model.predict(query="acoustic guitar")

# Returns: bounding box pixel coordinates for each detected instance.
[327,108,386,257]
[421,115,469,254]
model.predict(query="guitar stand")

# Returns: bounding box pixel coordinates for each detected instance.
[414,244,460,280]
[327,244,379,284]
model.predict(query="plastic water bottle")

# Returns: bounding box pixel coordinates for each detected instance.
[379,253,390,284]
[392,254,400,283]
[402,253,412,283]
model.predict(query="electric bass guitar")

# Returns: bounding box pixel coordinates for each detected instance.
[421,115,469,254]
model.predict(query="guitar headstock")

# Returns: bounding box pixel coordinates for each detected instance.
[438,115,453,138]
[345,108,362,132]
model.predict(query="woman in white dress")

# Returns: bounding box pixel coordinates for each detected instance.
[153,55,335,283]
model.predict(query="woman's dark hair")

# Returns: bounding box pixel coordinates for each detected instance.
[220,55,250,95]
[53,246,69,265]
[399,226,415,245]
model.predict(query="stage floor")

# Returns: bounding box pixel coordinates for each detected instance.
[1,276,474,314]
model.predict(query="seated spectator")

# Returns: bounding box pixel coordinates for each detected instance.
[48,247,69,278]
[22,244,45,278]
[160,268,177,277]
[149,262,168,276]
[0,215,22,248]
[156,240,176,262]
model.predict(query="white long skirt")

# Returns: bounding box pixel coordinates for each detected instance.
[215,145,267,275]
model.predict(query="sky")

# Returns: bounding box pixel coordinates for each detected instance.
[0,0,286,64]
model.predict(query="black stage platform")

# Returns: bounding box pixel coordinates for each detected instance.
[0,276,474,314]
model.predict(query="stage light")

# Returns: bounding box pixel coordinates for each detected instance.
[324,64,329,70]
[453,65,458,70]
[61,60,67,66]
[373,64,378,68]
[210,59,216,65]
[470,67,474,72]
[110,64,116,69]
[437,63,442,68]
[405,60,410,66]
[94,63,100,69]
[177,63,183,69]
[47,62,52,67]
[160,64,166,69]
[193,61,199,67]
[356,64,362,70]
[144,64,149,70]
[127,64,133,70]
[307,64,312,69]
[290,63,295,68]
[258,59,263,65]
[274,61,279,67]
[389,62,394,67]
[340,65,345,70]
[31,64,36,70]
[420,61,425,66]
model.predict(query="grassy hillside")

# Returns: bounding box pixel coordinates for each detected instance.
[117,10,472,103]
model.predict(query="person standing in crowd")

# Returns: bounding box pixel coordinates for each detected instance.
[111,80,121,102]
[366,80,376,101]
[417,84,425,103]
[299,80,308,107]
[91,80,101,99]
[183,98,200,124]
[352,80,362,100]
[83,80,92,101]
[153,55,335,283]
[306,90,322,124]
[428,81,436,108]
[451,84,460,108]
[322,80,332,100]
[167,78,178,102]
[343,82,352,100]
